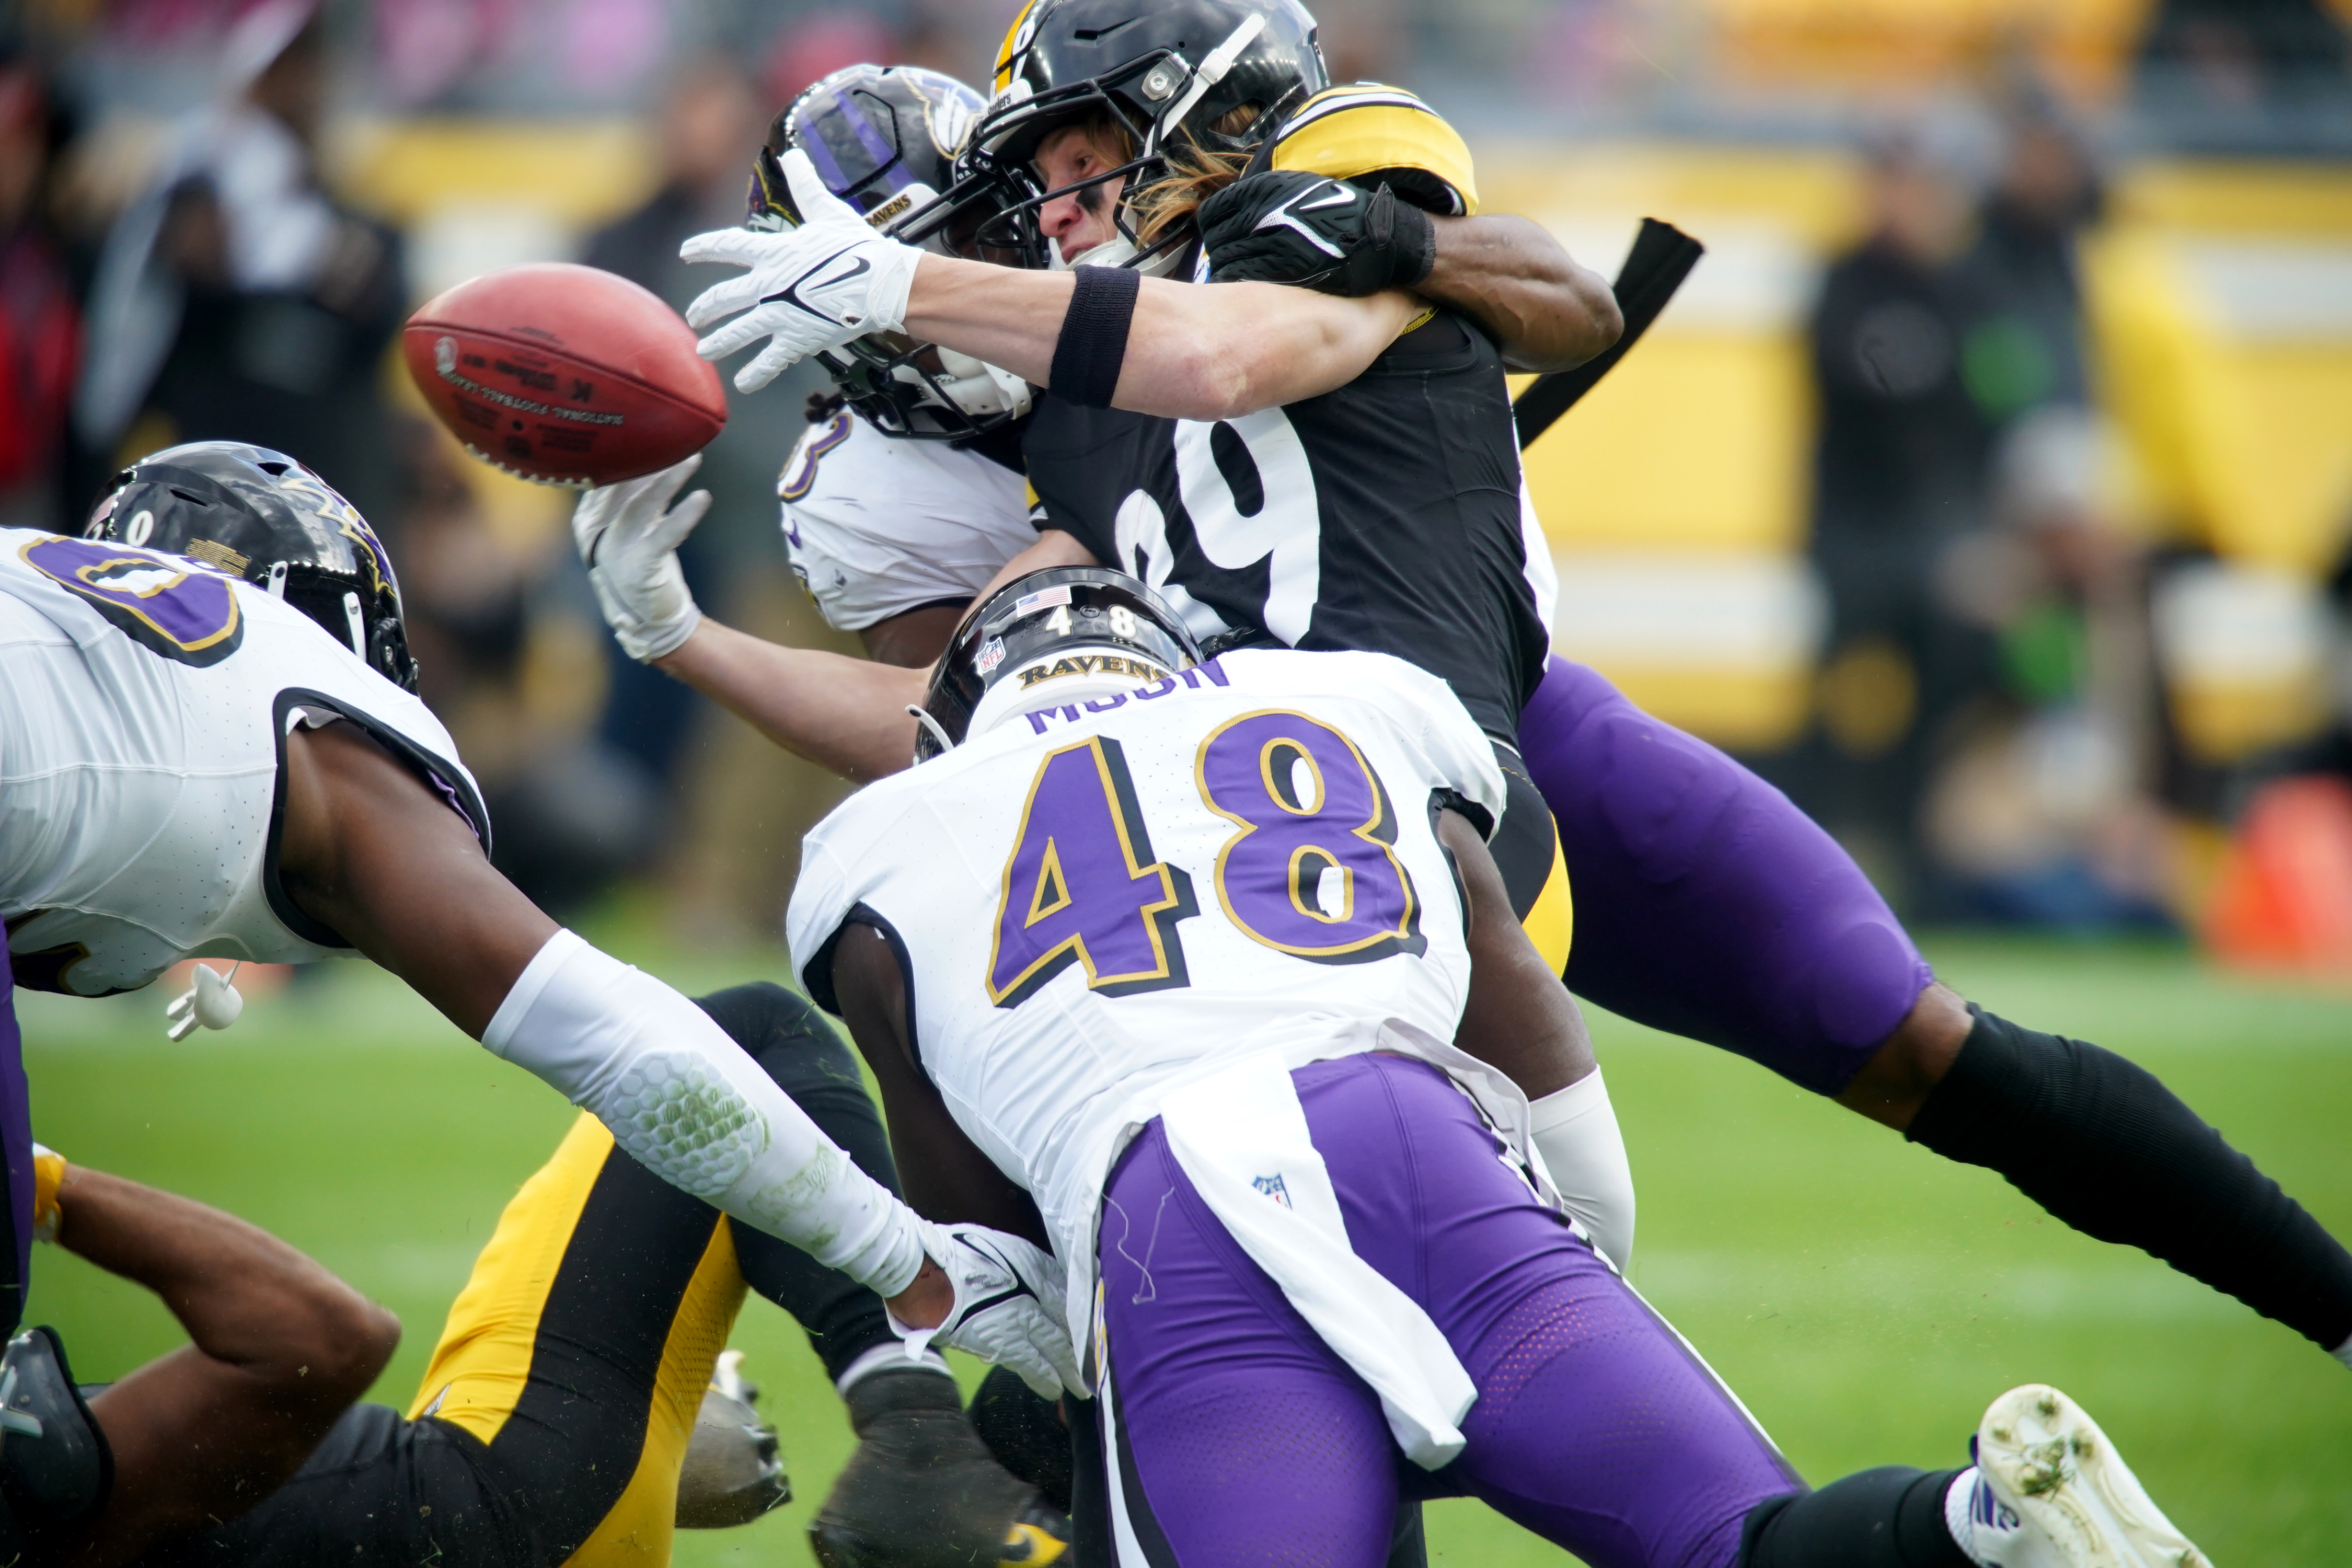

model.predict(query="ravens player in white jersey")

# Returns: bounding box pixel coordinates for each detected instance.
[608,0,2352,1398]
[787,565,2210,1568]
[0,442,1078,1558]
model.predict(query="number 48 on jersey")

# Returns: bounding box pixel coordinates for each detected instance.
[986,710,1428,1007]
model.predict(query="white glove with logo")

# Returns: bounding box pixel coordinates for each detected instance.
[681,147,924,394]
[891,1220,1083,1401]
[570,454,710,662]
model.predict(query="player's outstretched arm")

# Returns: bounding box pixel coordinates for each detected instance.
[897,256,1419,422]
[41,1159,399,1566]
[277,722,1079,1391]
[570,456,924,782]
[275,722,925,1288]
[679,148,1415,420]
[656,620,923,783]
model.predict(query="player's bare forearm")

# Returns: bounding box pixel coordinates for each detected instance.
[903,253,1416,420]
[55,1166,397,1396]
[832,924,1053,1249]
[1424,214,1621,373]
[276,721,559,1037]
[658,618,921,782]
[54,1166,397,1565]
[1439,809,1594,1098]
[863,603,974,670]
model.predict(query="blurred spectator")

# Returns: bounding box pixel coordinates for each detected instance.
[378,417,661,915]
[72,5,406,520]
[2137,0,2352,113]
[1796,130,1988,901]
[1922,407,2173,928]
[1947,97,2101,431]
[0,57,79,529]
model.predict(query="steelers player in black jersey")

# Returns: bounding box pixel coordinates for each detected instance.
[52,983,1064,1568]
[646,0,1618,943]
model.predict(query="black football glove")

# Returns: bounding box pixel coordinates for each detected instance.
[1199,170,1436,296]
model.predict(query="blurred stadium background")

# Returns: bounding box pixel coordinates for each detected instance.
[5,0,2351,1561]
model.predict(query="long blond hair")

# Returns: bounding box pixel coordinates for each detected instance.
[1062,104,1261,250]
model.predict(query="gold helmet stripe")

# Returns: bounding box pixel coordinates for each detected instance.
[1267,84,1479,215]
[994,0,1046,96]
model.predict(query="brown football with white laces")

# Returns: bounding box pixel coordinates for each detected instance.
[404,262,727,488]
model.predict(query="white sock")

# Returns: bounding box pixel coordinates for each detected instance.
[1943,1465,2021,1566]
[1526,1066,1635,1269]
[2333,1333,2352,1371]
[834,1339,952,1396]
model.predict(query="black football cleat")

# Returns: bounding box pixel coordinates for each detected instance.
[811,1365,1069,1568]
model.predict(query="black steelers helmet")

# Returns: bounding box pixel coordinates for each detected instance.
[84,442,419,693]
[956,0,1328,272]
[915,567,1199,762]
[747,64,1032,442]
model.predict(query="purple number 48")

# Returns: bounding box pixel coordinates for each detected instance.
[986,711,1428,1008]
[1195,710,1427,964]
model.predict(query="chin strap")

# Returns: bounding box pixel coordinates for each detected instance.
[907,705,958,760]
[1146,14,1269,157]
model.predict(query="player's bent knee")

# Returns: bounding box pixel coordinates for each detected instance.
[1834,983,1970,1131]
[694,982,862,1095]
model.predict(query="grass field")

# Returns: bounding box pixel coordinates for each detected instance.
[18,925,2352,1565]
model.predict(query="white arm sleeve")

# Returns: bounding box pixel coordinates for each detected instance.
[1527,1065,1635,1270]
[485,929,927,1296]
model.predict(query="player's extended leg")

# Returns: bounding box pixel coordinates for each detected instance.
[1520,654,2352,1362]
[693,983,1060,1568]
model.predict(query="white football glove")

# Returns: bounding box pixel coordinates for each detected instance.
[571,455,710,662]
[891,1220,1082,1401]
[680,148,924,394]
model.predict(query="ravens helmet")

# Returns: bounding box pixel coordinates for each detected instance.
[748,64,1033,442]
[916,567,1199,762]
[956,0,1329,273]
[84,442,420,693]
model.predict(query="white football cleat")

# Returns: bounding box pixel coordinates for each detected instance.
[1963,1384,2210,1567]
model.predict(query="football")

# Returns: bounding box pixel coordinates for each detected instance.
[403,262,727,488]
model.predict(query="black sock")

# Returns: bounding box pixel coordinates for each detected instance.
[1909,1007,2352,1350]
[694,983,904,1381]
[968,1364,1075,1514]
[1740,1468,1968,1567]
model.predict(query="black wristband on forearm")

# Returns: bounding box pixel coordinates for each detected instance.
[1049,265,1142,409]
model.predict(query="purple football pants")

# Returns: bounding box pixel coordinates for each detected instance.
[1093,1053,1798,1568]
[0,945,29,1336]
[1520,656,1933,1094]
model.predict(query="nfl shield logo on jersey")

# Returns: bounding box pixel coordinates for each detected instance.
[1252,1173,1293,1210]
